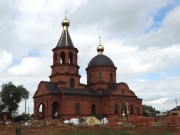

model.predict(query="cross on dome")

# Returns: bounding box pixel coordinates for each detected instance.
[65,10,67,18]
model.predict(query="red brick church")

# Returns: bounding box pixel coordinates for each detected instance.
[33,16,142,120]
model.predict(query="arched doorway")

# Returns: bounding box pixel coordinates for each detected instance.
[38,103,45,120]
[52,102,59,119]
[91,104,96,115]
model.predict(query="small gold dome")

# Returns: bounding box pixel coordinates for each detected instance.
[61,18,70,29]
[97,45,104,55]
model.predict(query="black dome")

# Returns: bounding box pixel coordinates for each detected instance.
[88,55,115,68]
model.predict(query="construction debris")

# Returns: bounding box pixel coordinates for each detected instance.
[84,116,102,125]
[63,118,79,125]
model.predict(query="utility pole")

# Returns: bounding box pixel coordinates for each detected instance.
[25,99,27,114]
[175,98,177,110]
[28,107,29,119]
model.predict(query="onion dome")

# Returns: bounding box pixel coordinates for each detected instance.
[97,45,104,55]
[87,39,115,68]
[88,55,115,68]
[61,18,70,30]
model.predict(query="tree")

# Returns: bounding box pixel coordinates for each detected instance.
[21,112,29,120]
[0,92,3,120]
[0,82,29,118]
[142,105,161,117]
[143,105,154,112]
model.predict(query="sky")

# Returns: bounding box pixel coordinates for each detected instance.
[0,0,180,114]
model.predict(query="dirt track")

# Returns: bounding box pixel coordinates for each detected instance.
[0,125,179,135]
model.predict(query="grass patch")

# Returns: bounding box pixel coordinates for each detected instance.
[154,133,178,135]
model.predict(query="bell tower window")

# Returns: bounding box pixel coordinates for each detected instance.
[69,52,73,64]
[53,53,57,64]
[60,52,65,64]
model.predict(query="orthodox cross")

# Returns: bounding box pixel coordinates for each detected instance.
[65,10,67,18]
[99,36,101,45]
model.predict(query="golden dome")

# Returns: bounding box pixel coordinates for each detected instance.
[61,18,70,30]
[97,44,104,55]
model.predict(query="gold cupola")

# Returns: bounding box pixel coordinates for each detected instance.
[61,10,70,30]
[97,37,104,55]
[61,18,70,30]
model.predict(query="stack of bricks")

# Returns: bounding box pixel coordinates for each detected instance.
[108,116,118,127]
[3,113,8,121]
[128,116,155,127]
[160,116,180,126]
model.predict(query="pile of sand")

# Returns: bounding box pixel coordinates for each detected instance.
[85,116,102,125]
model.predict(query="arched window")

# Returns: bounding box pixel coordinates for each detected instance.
[110,73,113,82]
[53,53,57,64]
[121,103,126,114]
[70,78,75,88]
[75,103,80,115]
[69,52,73,64]
[121,89,124,94]
[88,74,91,83]
[98,72,103,82]
[114,103,118,114]
[60,52,65,64]
[137,107,140,115]
[130,104,134,114]
[91,104,96,115]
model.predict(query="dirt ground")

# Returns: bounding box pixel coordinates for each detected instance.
[0,125,179,135]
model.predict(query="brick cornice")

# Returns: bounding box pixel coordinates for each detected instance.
[49,72,81,78]
[51,64,80,69]
[86,65,117,71]
[52,46,79,53]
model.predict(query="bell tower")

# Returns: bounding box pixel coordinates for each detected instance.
[49,16,81,88]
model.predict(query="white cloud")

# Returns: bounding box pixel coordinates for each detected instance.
[128,75,180,111]
[71,0,172,36]
[146,98,169,104]
[104,42,180,79]
[0,50,12,73]
[8,57,44,76]
[0,0,180,114]
[137,5,180,49]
